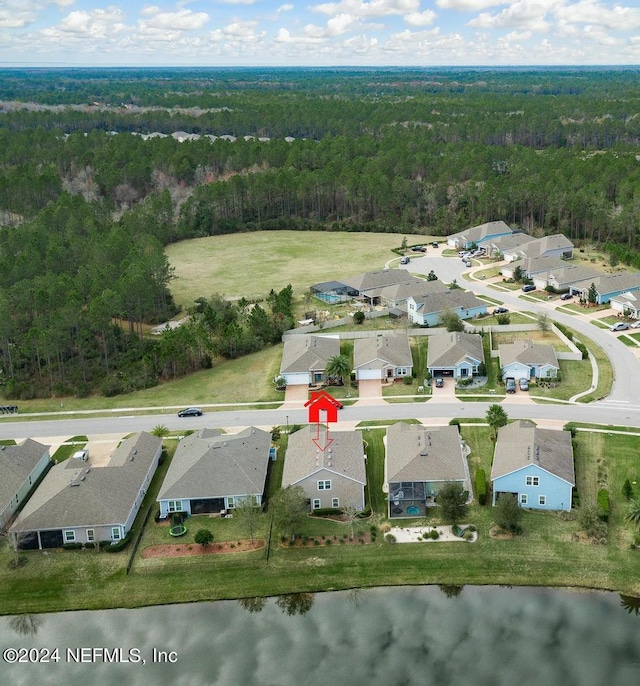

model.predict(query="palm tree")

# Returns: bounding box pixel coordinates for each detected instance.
[326,354,351,385]
[624,498,640,529]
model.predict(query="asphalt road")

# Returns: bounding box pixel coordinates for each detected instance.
[0,251,637,441]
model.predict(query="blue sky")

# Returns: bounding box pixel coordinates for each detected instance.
[1,1,639,67]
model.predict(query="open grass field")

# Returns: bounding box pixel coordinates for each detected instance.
[165,230,417,309]
[491,330,572,352]
[2,426,639,616]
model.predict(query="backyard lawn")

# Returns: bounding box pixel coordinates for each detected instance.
[2,426,640,616]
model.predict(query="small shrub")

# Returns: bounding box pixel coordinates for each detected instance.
[313,538,320,546]
[62,542,83,550]
[597,488,610,522]
[462,530,474,541]
[476,468,487,506]
[325,538,332,545]
[429,530,439,540]
[467,525,477,532]
[623,479,634,500]
[339,538,346,544]
[230,543,236,548]
[385,533,397,544]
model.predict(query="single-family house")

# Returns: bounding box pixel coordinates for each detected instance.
[279,335,340,386]
[501,255,568,280]
[447,221,514,250]
[572,272,640,305]
[0,439,51,529]
[407,289,488,327]
[157,427,271,519]
[427,331,484,380]
[385,422,471,519]
[531,264,602,293]
[353,333,413,381]
[376,278,449,311]
[502,234,574,263]
[499,339,559,381]
[10,432,162,549]
[491,420,574,511]
[339,270,422,306]
[610,291,640,319]
[487,232,531,257]
[282,426,367,511]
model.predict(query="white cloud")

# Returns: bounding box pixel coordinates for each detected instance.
[210,20,265,44]
[503,29,533,40]
[404,10,437,27]
[139,7,210,31]
[39,7,128,41]
[278,4,295,10]
[0,0,74,29]
[327,12,356,35]
[554,1,640,30]
[312,0,421,19]
[468,0,557,32]
[436,0,506,9]
[274,27,324,43]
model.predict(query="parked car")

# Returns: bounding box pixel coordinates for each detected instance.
[178,407,203,417]
[630,320,640,328]
[494,307,509,315]
[609,322,630,332]
[435,377,444,388]
[521,284,536,292]
[411,245,426,252]
[465,260,472,267]
[505,379,516,393]
[458,251,470,257]
[519,378,529,391]
[432,241,439,248]
[400,256,410,265]
[560,292,573,300]
[72,449,89,461]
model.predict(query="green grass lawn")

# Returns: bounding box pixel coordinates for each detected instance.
[491,330,572,353]
[529,360,592,401]
[165,230,419,309]
[3,427,640,615]
[576,336,614,403]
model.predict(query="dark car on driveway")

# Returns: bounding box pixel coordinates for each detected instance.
[178,407,203,417]
[411,246,426,252]
[505,379,516,393]
[494,307,509,315]
[560,292,573,300]
[521,284,536,292]
[435,377,444,388]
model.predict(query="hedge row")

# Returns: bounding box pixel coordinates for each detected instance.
[476,468,487,506]
[597,488,610,522]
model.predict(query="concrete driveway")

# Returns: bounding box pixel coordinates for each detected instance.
[283,384,308,407]
[355,379,384,405]
[431,377,457,402]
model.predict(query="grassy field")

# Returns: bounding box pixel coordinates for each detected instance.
[491,330,572,352]
[2,426,640,616]
[165,231,419,309]
[529,360,593,401]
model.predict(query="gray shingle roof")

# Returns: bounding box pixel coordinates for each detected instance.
[521,255,568,276]
[491,420,575,484]
[0,439,49,510]
[490,233,532,252]
[411,289,487,315]
[283,426,366,487]
[585,272,640,296]
[427,332,484,368]
[158,427,271,500]
[10,432,161,533]
[545,264,602,287]
[449,221,513,244]
[498,339,559,368]
[508,234,573,259]
[377,278,448,303]
[280,335,339,375]
[340,269,419,294]
[386,423,467,483]
[353,333,413,371]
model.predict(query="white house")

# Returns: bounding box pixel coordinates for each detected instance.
[499,339,559,381]
[353,333,413,381]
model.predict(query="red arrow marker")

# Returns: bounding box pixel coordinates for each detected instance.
[312,423,333,451]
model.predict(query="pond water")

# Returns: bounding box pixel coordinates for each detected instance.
[2,586,640,686]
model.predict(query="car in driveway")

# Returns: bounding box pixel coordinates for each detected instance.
[178,407,203,417]
[560,292,573,300]
[609,322,630,332]
[465,260,472,267]
[432,241,439,248]
[435,377,444,388]
[519,378,529,391]
[521,284,536,293]
[411,245,426,252]
[400,256,410,265]
[630,320,640,328]
[505,379,516,393]
[494,307,509,315]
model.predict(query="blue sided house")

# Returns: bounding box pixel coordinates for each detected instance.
[491,420,574,512]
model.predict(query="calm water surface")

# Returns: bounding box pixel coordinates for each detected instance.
[2,586,640,686]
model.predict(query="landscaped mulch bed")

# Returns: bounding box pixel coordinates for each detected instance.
[141,540,264,558]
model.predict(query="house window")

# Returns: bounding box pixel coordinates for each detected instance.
[332,498,340,508]
[397,368,407,376]
[525,476,540,487]
[520,494,528,505]
[168,500,183,513]
[86,529,95,543]
[111,528,121,541]
[227,497,236,509]
[539,495,547,506]
[318,480,331,490]
[64,530,75,543]
[312,499,321,510]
